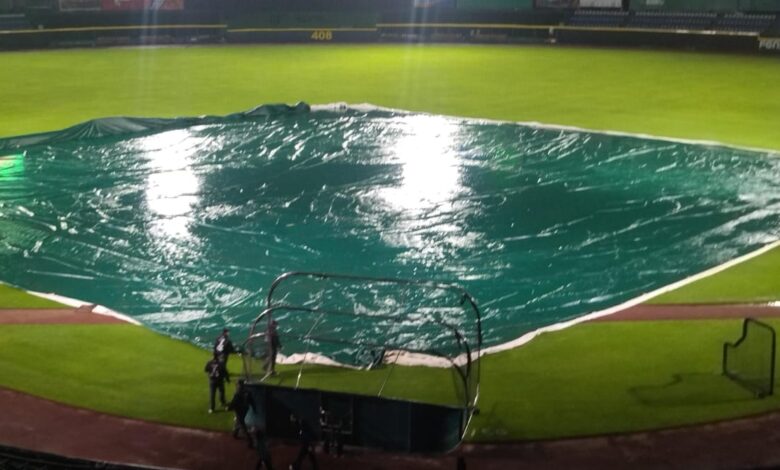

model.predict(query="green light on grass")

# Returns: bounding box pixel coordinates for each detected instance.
[0,152,25,178]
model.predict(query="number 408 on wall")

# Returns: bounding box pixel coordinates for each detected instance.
[311,30,333,41]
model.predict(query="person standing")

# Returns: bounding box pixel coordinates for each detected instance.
[204,353,230,413]
[290,416,318,470]
[263,320,281,379]
[246,393,274,470]
[214,328,236,366]
[229,379,253,448]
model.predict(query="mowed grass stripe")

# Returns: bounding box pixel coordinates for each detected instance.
[650,245,780,305]
[2,45,780,151]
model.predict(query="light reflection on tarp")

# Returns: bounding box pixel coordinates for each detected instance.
[369,115,483,269]
[0,108,779,352]
[137,129,202,251]
[0,153,24,180]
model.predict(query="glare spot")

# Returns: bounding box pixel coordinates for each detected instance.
[370,115,482,266]
[378,115,462,213]
[0,153,25,179]
[138,129,202,245]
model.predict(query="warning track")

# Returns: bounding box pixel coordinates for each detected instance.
[0,306,127,324]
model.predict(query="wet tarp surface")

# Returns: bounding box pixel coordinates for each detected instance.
[1,104,779,350]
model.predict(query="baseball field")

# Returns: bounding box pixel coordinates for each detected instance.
[1,44,780,444]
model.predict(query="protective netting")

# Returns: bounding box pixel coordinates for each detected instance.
[1,104,780,352]
[723,318,776,397]
[241,309,472,407]
[265,273,480,358]
[241,272,481,407]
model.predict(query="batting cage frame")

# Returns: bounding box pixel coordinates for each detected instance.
[241,271,483,453]
[722,317,776,398]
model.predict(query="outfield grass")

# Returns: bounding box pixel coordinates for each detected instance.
[0,324,240,430]
[474,319,780,440]
[2,45,780,151]
[1,319,780,440]
[650,245,780,305]
[0,283,69,309]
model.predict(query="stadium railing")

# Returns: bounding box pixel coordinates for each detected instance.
[1,1,779,52]
[716,12,776,32]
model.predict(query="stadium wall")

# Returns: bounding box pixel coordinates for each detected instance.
[1,0,778,53]
[630,0,780,12]
[456,0,533,11]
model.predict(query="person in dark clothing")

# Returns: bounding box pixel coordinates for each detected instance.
[246,393,274,470]
[214,328,236,366]
[204,353,230,413]
[263,320,281,379]
[319,407,347,457]
[228,379,253,448]
[254,429,274,470]
[290,416,318,470]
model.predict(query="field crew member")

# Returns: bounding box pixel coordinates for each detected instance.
[214,328,236,366]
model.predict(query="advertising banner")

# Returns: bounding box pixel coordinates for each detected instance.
[101,0,184,10]
[59,0,101,11]
[414,0,456,7]
[580,0,622,7]
[458,0,533,9]
[534,0,578,7]
[758,37,780,52]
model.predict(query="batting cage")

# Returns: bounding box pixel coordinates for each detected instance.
[241,272,482,453]
[723,318,777,398]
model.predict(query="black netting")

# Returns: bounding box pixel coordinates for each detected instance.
[243,272,482,409]
[723,318,776,398]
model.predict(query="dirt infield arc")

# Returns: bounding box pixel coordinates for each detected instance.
[592,303,780,322]
[0,306,127,324]
[4,304,780,469]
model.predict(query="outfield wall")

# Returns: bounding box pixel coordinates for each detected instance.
[2,21,777,52]
[1,0,779,52]
[457,0,534,10]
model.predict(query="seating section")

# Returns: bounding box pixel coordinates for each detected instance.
[628,11,716,30]
[566,10,776,34]
[568,9,629,28]
[715,13,776,32]
[0,13,30,30]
